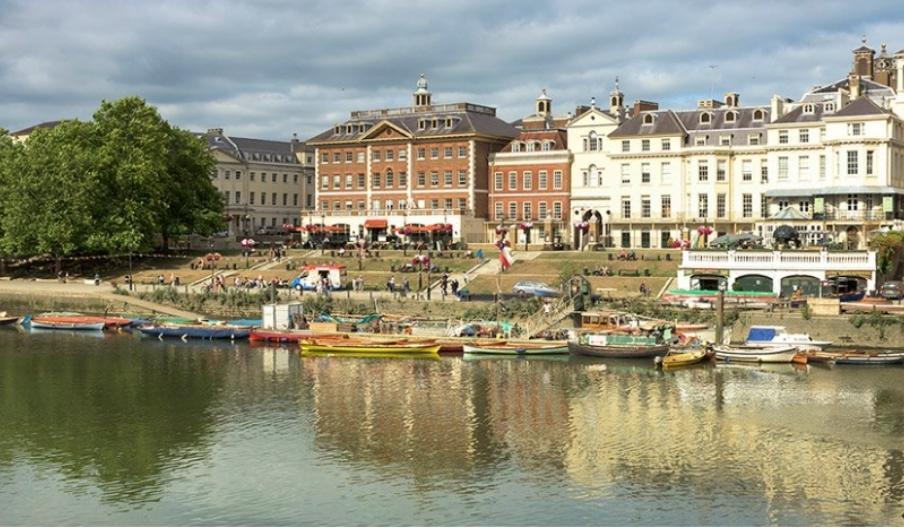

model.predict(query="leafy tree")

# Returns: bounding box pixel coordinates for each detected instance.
[869,231,904,276]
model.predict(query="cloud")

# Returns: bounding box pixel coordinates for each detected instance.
[1,0,903,139]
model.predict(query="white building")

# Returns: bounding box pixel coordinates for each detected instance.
[568,41,904,250]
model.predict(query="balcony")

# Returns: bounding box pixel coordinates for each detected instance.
[308,208,473,218]
[681,250,875,272]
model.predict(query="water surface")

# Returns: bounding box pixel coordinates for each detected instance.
[0,330,902,526]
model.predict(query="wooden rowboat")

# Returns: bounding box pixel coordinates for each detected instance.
[462,342,568,355]
[712,344,798,363]
[138,324,251,340]
[300,340,441,356]
[570,341,669,358]
[808,350,904,365]
[29,319,105,331]
[435,339,506,354]
[249,329,347,343]
[660,348,709,368]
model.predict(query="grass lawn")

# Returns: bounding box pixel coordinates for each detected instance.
[466,273,670,298]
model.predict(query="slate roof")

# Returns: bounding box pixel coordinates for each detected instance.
[500,129,568,152]
[810,77,893,97]
[609,110,684,137]
[610,107,769,139]
[307,102,519,144]
[772,103,828,124]
[204,131,303,165]
[9,120,63,136]
[830,96,890,118]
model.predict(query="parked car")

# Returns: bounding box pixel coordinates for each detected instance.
[879,281,904,301]
[512,280,561,298]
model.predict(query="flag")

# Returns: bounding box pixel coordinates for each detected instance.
[499,244,515,271]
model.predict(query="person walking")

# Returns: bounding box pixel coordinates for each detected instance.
[441,272,449,296]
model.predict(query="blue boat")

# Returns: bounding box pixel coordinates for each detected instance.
[137,324,251,340]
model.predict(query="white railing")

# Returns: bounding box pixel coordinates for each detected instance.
[308,208,473,218]
[681,250,876,271]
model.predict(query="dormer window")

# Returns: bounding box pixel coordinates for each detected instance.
[542,141,552,151]
[803,104,814,114]
[695,136,707,146]
[642,114,654,125]
[445,118,454,128]
[525,142,534,152]
[725,111,737,123]
[334,125,341,134]
[418,119,426,130]
[824,102,835,113]
[512,142,521,153]
[753,109,764,121]
[431,119,438,128]
[700,112,711,124]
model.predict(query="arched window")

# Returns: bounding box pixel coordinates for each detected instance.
[534,141,542,151]
[803,104,814,114]
[512,142,521,153]
[542,141,553,151]
[725,111,736,123]
[588,164,599,186]
[526,142,534,152]
[753,109,764,121]
[643,114,654,125]
[589,131,599,151]
[700,112,711,124]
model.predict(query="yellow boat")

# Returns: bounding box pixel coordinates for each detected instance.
[660,348,709,369]
[300,340,441,357]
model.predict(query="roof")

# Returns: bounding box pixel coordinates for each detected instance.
[770,206,809,221]
[204,131,302,165]
[307,102,519,144]
[609,110,685,137]
[9,120,63,136]
[809,77,894,97]
[501,129,568,152]
[830,97,890,118]
[772,104,827,124]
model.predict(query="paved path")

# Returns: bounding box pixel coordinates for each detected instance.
[428,251,542,297]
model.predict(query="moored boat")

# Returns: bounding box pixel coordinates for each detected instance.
[569,333,668,359]
[28,317,106,331]
[462,341,568,355]
[809,350,904,365]
[659,348,709,368]
[435,338,507,354]
[300,340,440,356]
[138,324,251,340]
[712,344,798,363]
[249,329,346,343]
[0,311,18,326]
[745,325,831,350]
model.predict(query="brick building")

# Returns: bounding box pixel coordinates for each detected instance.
[305,75,517,244]
[488,90,573,247]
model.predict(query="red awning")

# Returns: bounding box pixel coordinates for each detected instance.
[426,223,453,233]
[364,219,388,229]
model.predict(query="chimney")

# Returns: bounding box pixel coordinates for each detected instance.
[206,128,223,136]
[724,92,739,107]
[633,100,659,115]
[697,99,723,109]
[849,73,862,99]
[769,94,785,122]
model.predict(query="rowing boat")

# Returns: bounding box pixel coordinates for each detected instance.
[660,348,709,368]
[249,329,347,343]
[808,350,904,365]
[300,340,441,356]
[138,324,251,340]
[0,311,18,326]
[32,314,132,329]
[712,344,798,363]
[462,342,568,355]
[435,339,506,354]
[29,319,105,331]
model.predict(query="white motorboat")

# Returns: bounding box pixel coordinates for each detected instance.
[745,325,831,351]
[712,343,799,363]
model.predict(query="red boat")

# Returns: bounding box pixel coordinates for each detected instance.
[249,329,346,343]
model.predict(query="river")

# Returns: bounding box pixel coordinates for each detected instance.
[0,330,902,526]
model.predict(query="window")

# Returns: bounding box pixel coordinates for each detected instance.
[761,165,768,183]
[760,194,768,218]
[867,150,874,175]
[494,172,503,191]
[282,194,287,206]
[847,151,859,175]
[321,153,329,163]
[778,130,788,144]
[271,192,277,205]
[643,114,654,125]
[445,198,453,210]
[372,172,381,188]
[778,157,788,180]
[431,171,439,186]
[753,109,764,121]
[346,152,353,162]
[333,153,341,163]
[235,171,242,180]
[553,170,563,189]
[742,194,752,218]
[293,194,298,206]
[509,202,517,219]
[385,150,393,161]
[642,139,650,152]
[798,200,810,213]
[538,201,547,219]
[847,194,859,211]
[459,146,467,158]
[725,111,736,123]
[508,171,517,190]
[661,139,671,151]
[824,102,835,113]
[641,163,651,183]
[720,136,731,146]
[621,164,630,184]
[698,193,708,218]
[661,162,672,184]
[399,149,407,161]
[430,147,439,159]
[523,171,532,190]
[417,148,426,160]
[523,202,532,220]
[641,196,651,218]
[357,174,366,188]
[698,161,709,182]
[553,202,562,219]
[345,174,353,188]
[293,174,298,184]
[250,172,255,181]
[819,154,826,179]
[458,170,467,186]
[332,175,341,190]
[742,160,752,182]
[371,150,381,162]
[717,160,726,181]
[224,170,230,180]
[848,123,864,136]
[716,193,726,218]
[320,176,329,190]
[444,171,453,186]
[432,199,440,210]
[621,140,629,153]
[749,134,760,146]
[249,192,255,205]
[417,172,426,186]
[799,129,809,143]
[272,173,277,183]
[700,113,711,124]
[444,147,453,158]
[695,136,706,146]
[621,197,631,219]
[385,170,394,187]
[357,152,365,163]
[261,193,266,205]
[495,202,504,219]
[538,171,548,190]
[589,132,600,151]
[799,156,810,180]
[661,195,671,218]
[399,172,407,187]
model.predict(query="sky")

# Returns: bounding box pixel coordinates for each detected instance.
[2,0,904,141]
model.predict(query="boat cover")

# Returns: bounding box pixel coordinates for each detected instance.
[746,327,776,342]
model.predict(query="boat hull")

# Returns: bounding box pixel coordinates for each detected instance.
[138,325,251,340]
[713,344,798,363]
[815,351,904,365]
[249,329,345,343]
[568,341,669,359]
[30,320,106,331]
[300,342,441,356]
[662,349,708,368]
[462,343,568,355]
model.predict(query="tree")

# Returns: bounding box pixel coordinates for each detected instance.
[869,231,904,276]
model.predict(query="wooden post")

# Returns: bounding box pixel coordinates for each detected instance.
[715,286,725,344]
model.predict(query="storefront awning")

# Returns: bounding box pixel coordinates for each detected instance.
[426,223,453,233]
[364,219,388,229]
[765,186,903,198]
